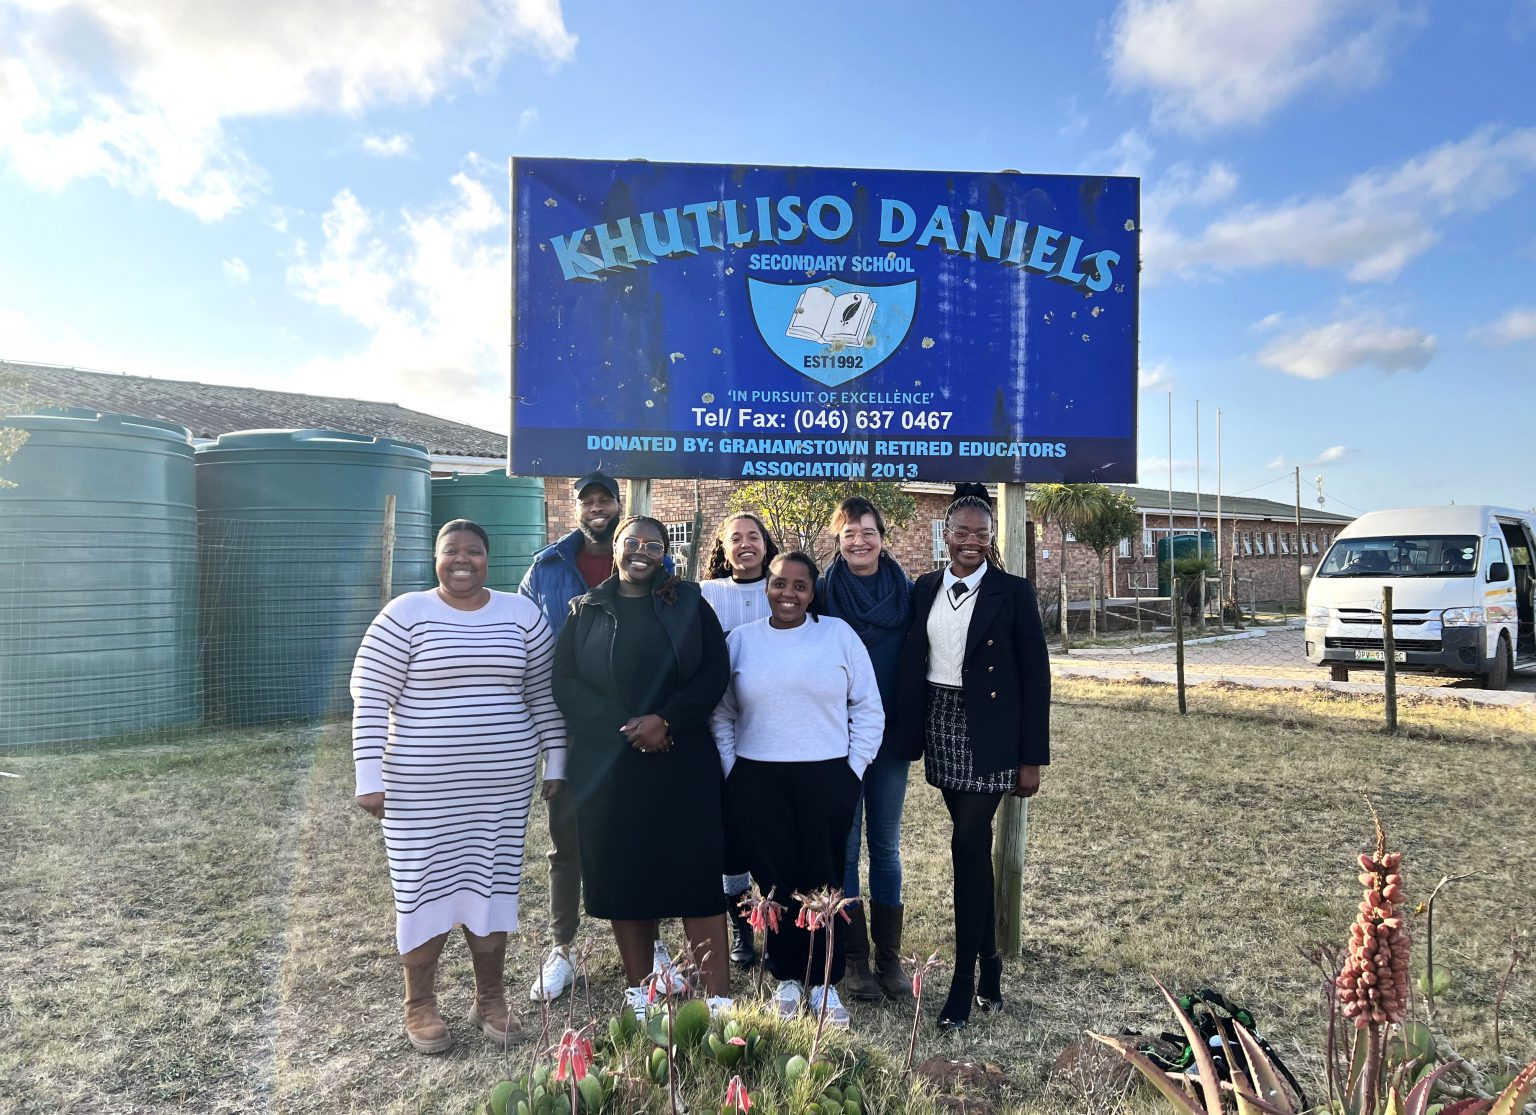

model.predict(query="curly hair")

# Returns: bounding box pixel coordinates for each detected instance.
[943,483,1006,572]
[612,514,684,603]
[703,510,780,580]
[769,550,823,621]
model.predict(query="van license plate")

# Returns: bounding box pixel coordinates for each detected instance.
[1355,650,1406,662]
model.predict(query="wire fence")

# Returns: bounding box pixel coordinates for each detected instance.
[1050,574,1533,731]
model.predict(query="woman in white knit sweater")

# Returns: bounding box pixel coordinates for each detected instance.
[711,550,883,1028]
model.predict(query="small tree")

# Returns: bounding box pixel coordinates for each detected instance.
[1074,490,1141,637]
[730,480,916,567]
[0,362,34,490]
[1031,483,1111,650]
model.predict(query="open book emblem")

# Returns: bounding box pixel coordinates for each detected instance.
[747,277,918,387]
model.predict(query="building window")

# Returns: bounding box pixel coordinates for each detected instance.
[1280,533,1290,556]
[1242,531,1253,556]
[665,521,693,548]
[1266,531,1277,556]
[931,519,946,562]
[1063,528,1077,542]
[1142,527,1154,552]
[1118,537,1132,558]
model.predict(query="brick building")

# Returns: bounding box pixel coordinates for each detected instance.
[535,478,1355,607]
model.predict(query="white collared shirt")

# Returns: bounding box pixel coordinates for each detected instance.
[926,562,988,686]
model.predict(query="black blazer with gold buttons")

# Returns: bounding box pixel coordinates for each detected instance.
[893,566,1050,775]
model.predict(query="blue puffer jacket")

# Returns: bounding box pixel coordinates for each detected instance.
[518,528,675,639]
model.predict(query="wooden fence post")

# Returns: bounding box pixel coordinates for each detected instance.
[994,482,1031,955]
[379,494,397,608]
[1382,585,1398,734]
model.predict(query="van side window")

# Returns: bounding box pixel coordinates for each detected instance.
[1487,537,1507,575]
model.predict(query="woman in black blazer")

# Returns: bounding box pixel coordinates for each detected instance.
[895,487,1050,1031]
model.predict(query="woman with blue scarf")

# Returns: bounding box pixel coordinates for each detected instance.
[816,496,916,1002]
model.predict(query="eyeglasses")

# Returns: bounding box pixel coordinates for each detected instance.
[840,529,881,541]
[620,537,666,556]
[946,527,993,544]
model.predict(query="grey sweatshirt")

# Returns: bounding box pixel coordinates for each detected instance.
[710,615,884,778]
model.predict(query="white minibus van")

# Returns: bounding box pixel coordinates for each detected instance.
[1303,506,1536,690]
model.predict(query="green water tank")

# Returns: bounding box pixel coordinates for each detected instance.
[431,472,547,590]
[0,408,199,747]
[1156,530,1217,596]
[196,429,432,726]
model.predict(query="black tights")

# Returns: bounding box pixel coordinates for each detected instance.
[942,788,1003,980]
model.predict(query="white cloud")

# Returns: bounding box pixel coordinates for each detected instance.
[1139,361,1172,391]
[1108,0,1411,134]
[518,107,540,133]
[0,0,576,220]
[1091,129,1155,178]
[0,306,116,370]
[362,132,413,158]
[1151,127,1536,283]
[285,170,510,428]
[222,257,250,283]
[1265,455,1286,470]
[1251,312,1286,333]
[1256,317,1435,380]
[1470,306,1536,346]
[1313,445,1347,464]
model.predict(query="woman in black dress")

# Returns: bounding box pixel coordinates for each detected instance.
[896,488,1050,1032]
[552,516,732,1013]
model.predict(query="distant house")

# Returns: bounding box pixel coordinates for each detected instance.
[0,361,506,475]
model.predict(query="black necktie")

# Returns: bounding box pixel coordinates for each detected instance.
[951,582,969,601]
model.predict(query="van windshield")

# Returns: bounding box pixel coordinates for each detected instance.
[1317,535,1479,578]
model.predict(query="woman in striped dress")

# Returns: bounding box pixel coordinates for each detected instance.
[351,519,567,1054]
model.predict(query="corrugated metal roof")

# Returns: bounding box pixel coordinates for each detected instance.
[0,361,505,459]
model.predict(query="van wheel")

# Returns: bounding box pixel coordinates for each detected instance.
[1330,664,1350,682]
[1482,636,1511,691]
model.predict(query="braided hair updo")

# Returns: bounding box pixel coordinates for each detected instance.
[943,483,1006,572]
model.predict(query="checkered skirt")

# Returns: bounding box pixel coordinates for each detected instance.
[923,683,1016,794]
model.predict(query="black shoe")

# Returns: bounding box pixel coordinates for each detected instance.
[976,953,1003,1012]
[936,973,975,1032]
[727,893,757,969]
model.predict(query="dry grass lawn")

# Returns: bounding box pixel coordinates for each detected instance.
[1,680,1533,1113]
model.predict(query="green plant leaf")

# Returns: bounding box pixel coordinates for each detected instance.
[1399,1022,1435,1063]
[1404,1060,1461,1115]
[1085,1032,1206,1115]
[1156,980,1226,1115]
[1416,967,1452,996]
[1231,1020,1300,1113]
[1487,1057,1536,1115]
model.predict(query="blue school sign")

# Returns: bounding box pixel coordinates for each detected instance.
[512,157,1139,483]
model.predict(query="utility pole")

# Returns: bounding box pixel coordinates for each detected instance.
[1295,467,1305,610]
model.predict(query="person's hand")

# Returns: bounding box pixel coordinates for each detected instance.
[1012,765,1041,799]
[620,714,671,753]
[356,792,385,818]
[542,779,564,801]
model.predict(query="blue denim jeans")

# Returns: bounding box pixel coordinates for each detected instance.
[842,755,911,904]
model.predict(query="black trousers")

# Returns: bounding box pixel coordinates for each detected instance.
[726,756,861,987]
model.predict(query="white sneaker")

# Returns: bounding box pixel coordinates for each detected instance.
[706,995,734,1018]
[650,939,687,994]
[528,945,574,1002]
[774,979,805,1019]
[808,985,850,1028]
[623,985,650,1021]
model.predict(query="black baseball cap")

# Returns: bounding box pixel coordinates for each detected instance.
[573,470,620,500]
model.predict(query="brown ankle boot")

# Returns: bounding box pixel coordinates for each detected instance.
[464,928,519,1043]
[401,932,452,1054]
[870,902,914,1000]
[840,903,883,1002]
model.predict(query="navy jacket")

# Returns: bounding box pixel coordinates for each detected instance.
[895,567,1051,775]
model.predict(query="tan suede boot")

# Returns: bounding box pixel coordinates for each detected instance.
[401,932,453,1054]
[839,903,883,1002]
[871,902,914,1000]
[464,928,519,1043]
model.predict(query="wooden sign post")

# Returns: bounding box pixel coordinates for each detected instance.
[992,482,1031,955]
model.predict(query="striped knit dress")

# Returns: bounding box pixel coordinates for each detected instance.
[350,589,567,954]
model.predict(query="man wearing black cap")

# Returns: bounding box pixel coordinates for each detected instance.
[518,471,623,1001]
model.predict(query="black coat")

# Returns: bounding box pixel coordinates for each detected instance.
[894,567,1051,775]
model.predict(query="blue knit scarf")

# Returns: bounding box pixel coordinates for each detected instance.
[821,552,913,647]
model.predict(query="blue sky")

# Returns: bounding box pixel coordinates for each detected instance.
[2,0,1534,513]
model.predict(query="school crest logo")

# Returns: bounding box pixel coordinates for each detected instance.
[747,277,918,387]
